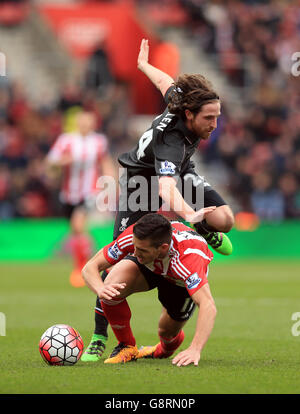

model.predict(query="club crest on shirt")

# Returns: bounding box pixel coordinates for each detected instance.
[119,217,129,232]
[159,160,176,175]
[108,242,122,261]
[186,272,202,290]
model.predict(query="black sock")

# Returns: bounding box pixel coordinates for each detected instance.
[194,219,216,235]
[94,271,109,337]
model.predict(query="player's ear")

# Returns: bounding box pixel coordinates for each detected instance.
[160,243,170,254]
[185,109,194,121]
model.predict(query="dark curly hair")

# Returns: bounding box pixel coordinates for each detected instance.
[168,74,220,120]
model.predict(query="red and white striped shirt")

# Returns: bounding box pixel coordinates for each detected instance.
[47,132,108,205]
[103,221,214,296]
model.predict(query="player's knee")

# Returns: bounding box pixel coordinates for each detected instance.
[81,264,88,282]
[218,209,234,233]
[223,215,234,233]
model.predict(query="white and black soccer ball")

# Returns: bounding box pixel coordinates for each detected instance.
[39,324,84,366]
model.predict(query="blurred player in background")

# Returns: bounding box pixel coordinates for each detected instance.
[82,213,217,367]
[46,110,115,287]
[82,38,234,362]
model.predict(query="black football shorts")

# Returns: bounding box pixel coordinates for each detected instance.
[124,255,196,322]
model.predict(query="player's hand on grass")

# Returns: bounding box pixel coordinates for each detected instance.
[172,347,201,367]
[98,283,126,300]
[186,206,216,224]
[137,39,149,69]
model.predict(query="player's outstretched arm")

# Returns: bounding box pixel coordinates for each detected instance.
[158,176,216,223]
[138,38,174,97]
[82,249,126,300]
[172,284,217,367]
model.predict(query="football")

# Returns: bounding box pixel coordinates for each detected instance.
[39,324,84,366]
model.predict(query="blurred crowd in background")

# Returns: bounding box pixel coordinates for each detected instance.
[0,64,132,219]
[182,0,300,221]
[0,0,299,221]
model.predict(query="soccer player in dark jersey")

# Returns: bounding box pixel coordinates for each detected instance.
[81,39,234,362]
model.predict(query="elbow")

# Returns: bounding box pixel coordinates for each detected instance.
[198,298,217,318]
[156,77,166,93]
[81,264,89,283]
[211,302,217,318]
[209,300,217,320]
[206,297,217,315]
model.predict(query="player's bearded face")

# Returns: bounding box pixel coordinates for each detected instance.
[133,236,168,265]
[189,101,221,139]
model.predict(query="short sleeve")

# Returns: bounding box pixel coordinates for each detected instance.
[102,225,134,265]
[178,247,213,296]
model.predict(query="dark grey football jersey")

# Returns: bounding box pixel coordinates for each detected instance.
[118,87,201,178]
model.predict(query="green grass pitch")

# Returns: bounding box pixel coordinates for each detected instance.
[0,259,300,394]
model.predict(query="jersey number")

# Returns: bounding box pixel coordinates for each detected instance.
[180,297,194,313]
[136,129,153,160]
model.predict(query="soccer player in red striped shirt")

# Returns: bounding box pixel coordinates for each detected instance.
[82,213,217,366]
[46,110,115,287]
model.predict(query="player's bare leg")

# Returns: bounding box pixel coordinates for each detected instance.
[205,205,234,233]
[69,207,91,288]
[194,205,234,256]
[137,307,187,359]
